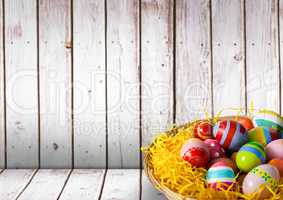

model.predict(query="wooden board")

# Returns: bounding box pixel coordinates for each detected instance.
[59,169,105,200]
[39,0,72,168]
[73,0,106,168]
[175,0,212,123]
[17,170,71,200]
[0,0,5,169]
[246,0,280,112]
[141,170,166,200]
[280,0,283,115]
[212,0,246,115]
[107,0,140,168]
[0,169,36,199]
[100,169,140,200]
[141,0,174,146]
[5,0,39,168]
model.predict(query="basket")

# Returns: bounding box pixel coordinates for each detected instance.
[144,122,196,200]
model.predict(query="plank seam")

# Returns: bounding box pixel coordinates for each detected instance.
[172,0,176,124]
[2,0,6,169]
[70,0,75,169]
[243,0,248,114]
[0,169,4,174]
[15,169,39,200]
[56,169,73,200]
[36,0,41,168]
[209,0,214,117]
[105,0,109,170]
[278,0,282,115]
[98,169,108,200]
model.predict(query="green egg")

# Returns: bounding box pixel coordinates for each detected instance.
[236,141,266,172]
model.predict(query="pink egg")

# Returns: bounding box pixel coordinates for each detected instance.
[265,139,283,160]
[204,139,226,160]
[180,138,210,168]
[243,164,280,199]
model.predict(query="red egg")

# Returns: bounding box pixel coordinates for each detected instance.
[218,116,254,131]
[194,120,213,140]
[204,139,226,159]
[269,159,283,177]
[180,138,210,168]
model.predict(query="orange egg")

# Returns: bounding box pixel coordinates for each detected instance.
[218,116,254,130]
[230,152,238,162]
[269,159,283,177]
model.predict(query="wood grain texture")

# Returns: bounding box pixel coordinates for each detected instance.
[175,0,212,123]
[246,0,280,112]
[39,0,72,168]
[141,0,174,147]
[0,0,4,169]
[59,169,105,200]
[5,0,39,168]
[212,0,246,115]
[141,170,166,200]
[107,0,140,168]
[17,170,70,200]
[100,169,140,200]
[280,0,283,115]
[0,169,36,199]
[73,0,106,168]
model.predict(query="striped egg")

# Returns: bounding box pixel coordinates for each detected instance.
[253,110,283,132]
[206,161,236,190]
[213,120,248,151]
[236,141,266,172]
[248,127,282,146]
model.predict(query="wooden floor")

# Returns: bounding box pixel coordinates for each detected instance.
[0,169,166,200]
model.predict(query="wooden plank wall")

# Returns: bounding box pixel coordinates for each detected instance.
[0,0,282,169]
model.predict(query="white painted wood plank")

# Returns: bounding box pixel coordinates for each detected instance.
[100,169,140,200]
[73,0,106,168]
[39,0,72,168]
[107,0,140,168]
[176,0,212,123]
[0,169,36,200]
[5,0,39,168]
[141,170,166,200]
[141,0,174,146]
[212,0,246,115]
[246,0,280,112]
[17,169,70,200]
[280,0,283,115]
[0,0,5,169]
[59,169,105,200]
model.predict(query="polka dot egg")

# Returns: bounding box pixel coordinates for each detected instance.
[204,139,225,160]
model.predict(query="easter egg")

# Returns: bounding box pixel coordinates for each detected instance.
[219,116,254,130]
[236,142,266,172]
[194,120,213,140]
[204,139,226,159]
[230,152,238,162]
[213,120,248,151]
[269,159,283,176]
[248,127,281,146]
[208,158,238,173]
[206,161,236,190]
[180,138,210,168]
[253,110,283,132]
[242,164,280,199]
[265,139,283,160]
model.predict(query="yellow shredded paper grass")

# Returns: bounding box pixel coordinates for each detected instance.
[143,121,283,200]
